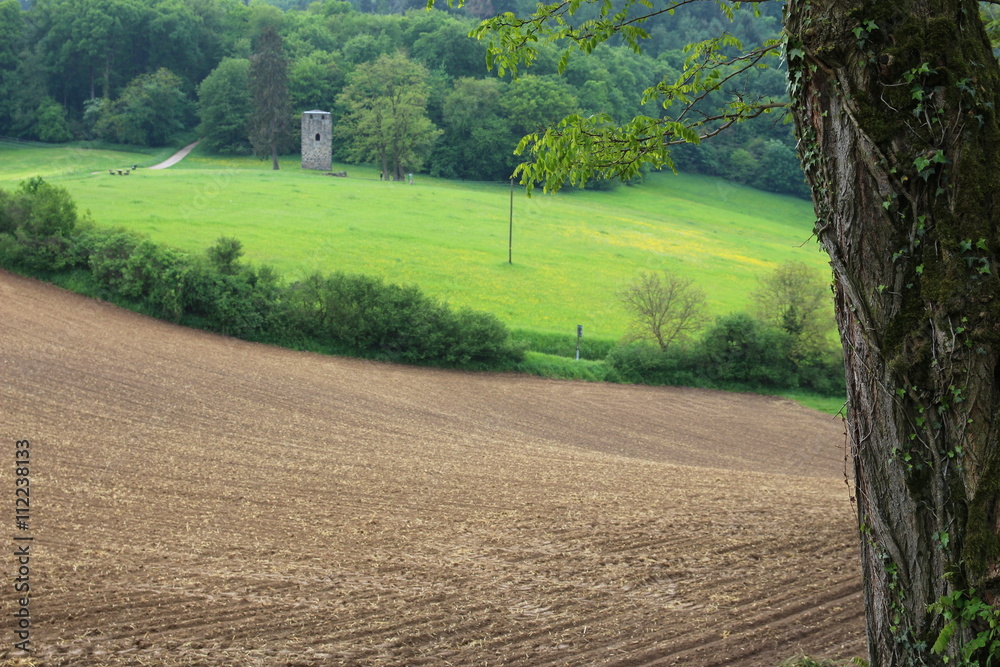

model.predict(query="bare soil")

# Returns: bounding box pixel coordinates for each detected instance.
[0,270,865,666]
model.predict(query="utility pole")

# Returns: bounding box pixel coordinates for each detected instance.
[508,177,514,264]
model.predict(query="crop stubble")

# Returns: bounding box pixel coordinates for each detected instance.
[0,270,864,666]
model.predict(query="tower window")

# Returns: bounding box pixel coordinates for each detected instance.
[315,133,321,141]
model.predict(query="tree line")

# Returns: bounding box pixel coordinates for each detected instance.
[0,0,807,195]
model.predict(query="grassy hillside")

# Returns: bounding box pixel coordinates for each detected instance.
[0,141,827,340]
[0,139,179,180]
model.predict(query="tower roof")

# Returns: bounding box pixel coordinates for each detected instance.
[303,110,330,115]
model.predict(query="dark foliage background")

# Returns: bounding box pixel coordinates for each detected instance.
[0,0,807,195]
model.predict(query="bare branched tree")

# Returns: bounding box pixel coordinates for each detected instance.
[618,269,709,351]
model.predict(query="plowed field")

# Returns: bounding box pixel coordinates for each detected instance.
[0,270,865,666]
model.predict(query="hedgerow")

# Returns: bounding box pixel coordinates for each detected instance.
[0,178,524,369]
[606,314,846,394]
[0,177,842,394]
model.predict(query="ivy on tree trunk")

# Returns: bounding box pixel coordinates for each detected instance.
[786,0,1000,663]
[451,0,1000,658]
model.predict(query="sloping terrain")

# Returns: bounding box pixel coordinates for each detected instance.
[0,270,864,666]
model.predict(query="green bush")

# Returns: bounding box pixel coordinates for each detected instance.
[184,259,281,339]
[285,271,522,365]
[701,312,796,388]
[206,236,245,275]
[76,229,188,320]
[0,188,15,235]
[10,176,79,238]
[605,342,704,387]
[87,231,144,294]
[605,313,846,397]
[796,352,847,395]
[0,178,84,271]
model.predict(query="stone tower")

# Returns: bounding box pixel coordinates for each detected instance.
[301,110,332,171]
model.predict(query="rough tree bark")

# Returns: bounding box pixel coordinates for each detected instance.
[786,0,1000,663]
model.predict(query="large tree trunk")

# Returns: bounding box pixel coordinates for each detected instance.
[786,1,1000,664]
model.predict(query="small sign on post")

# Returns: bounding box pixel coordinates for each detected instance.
[576,325,583,361]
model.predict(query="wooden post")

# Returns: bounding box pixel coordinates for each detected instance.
[508,178,514,264]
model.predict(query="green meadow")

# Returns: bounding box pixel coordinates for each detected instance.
[0,141,827,341]
[0,140,179,181]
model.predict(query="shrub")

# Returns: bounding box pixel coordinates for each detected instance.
[184,259,281,339]
[605,313,845,397]
[285,271,521,365]
[0,187,15,235]
[443,307,525,366]
[12,177,79,238]
[206,236,244,275]
[0,178,81,271]
[88,231,144,294]
[796,351,847,395]
[701,312,796,388]
[605,342,704,387]
[606,342,669,383]
[84,230,192,320]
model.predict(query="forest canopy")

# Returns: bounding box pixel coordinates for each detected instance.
[0,0,805,194]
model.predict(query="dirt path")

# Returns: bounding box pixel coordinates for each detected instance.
[148,139,200,169]
[0,270,865,666]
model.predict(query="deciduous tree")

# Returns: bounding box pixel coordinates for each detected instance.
[498,74,579,137]
[618,269,709,351]
[198,58,253,155]
[249,25,292,170]
[456,0,1000,663]
[35,0,143,101]
[786,3,1000,663]
[335,52,441,181]
[287,50,344,115]
[0,0,24,131]
[751,261,833,362]
[431,77,519,180]
[95,68,189,146]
